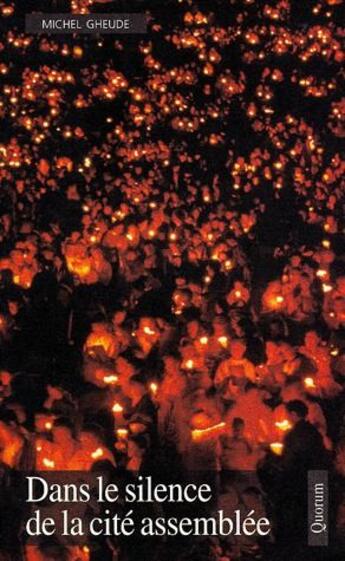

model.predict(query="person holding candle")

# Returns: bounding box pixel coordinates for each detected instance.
[272,400,331,547]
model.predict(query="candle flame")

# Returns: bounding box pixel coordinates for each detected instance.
[270,442,284,456]
[275,419,292,431]
[104,374,118,385]
[218,336,228,348]
[144,326,156,335]
[304,377,316,389]
[149,382,158,394]
[316,269,327,278]
[91,447,104,460]
[322,283,333,293]
[117,428,129,439]
[112,402,124,413]
[185,359,194,370]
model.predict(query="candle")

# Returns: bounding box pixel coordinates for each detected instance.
[149,382,158,396]
[43,458,55,469]
[322,283,333,293]
[112,402,124,414]
[270,442,284,456]
[218,336,228,348]
[82,545,90,559]
[103,374,118,385]
[192,422,226,441]
[117,428,129,439]
[91,448,104,460]
[304,377,316,389]
[275,419,292,432]
[185,359,194,370]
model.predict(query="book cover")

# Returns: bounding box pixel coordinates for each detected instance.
[0,1,344,560]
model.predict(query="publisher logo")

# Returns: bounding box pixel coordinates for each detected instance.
[308,470,329,546]
[25,14,147,34]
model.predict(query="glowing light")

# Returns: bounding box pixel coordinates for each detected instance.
[117,428,129,439]
[270,442,284,456]
[103,375,118,385]
[218,336,228,348]
[43,458,55,469]
[144,326,156,335]
[322,283,333,293]
[149,382,158,395]
[275,419,292,432]
[112,403,124,414]
[304,377,316,389]
[91,448,104,460]
[192,422,226,441]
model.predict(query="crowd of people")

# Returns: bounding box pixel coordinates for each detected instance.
[0,0,344,560]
